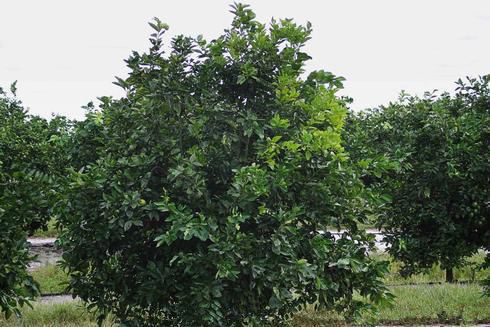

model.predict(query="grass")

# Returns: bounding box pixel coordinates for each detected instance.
[31,218,59,238]
[30,264,70,295]
[1,284,488,326]
[0,302,115,327]
[292,252,490,326]
[20,245,488,326]
[377,284,490,325]
[293,284,490,326]
[2,284,488,327]
[378,250,489,285]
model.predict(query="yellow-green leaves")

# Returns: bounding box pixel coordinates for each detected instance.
[301,128,343,154]
[275,73,300,103]
[306,87,347,131]
[269,114,290,129]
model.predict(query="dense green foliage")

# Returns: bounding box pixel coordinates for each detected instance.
[0,84,69,318]
[58,4,390,327]
[67,103,105,172]
[0,84,70,234]
[346,76,490,283]
[0,216,37,319]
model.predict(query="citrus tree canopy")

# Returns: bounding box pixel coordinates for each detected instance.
[346,76,490,283]
[0,84,69,318]
[58,4,391,326]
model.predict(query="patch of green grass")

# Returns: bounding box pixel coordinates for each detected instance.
[2,284,488,327]
[30,264,70,294]
[0,302,115,327]
[14,252,490,327]
[377,284,490,325]
[377,251,489,285]
[293,284,490,326]
[31,218,59,238]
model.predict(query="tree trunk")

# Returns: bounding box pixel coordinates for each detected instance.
[446,267,454,283]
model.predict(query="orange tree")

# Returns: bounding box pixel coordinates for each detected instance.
[64,103,106,172]
[0,83,70,318]
[346,77,490,284]
[57,4,391,327]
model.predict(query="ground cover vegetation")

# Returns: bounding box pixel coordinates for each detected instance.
[293,283,490,326]
[16,252,487,326]
[30,264,70,295]
[345,76,490,287]
[31,218,58,238]
[0,302,116,327]
[1,282,488,327]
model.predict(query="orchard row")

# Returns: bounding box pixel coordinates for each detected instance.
[1,3,488,326]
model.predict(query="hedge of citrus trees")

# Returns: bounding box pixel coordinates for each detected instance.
[1,3,488,325]
[0,84,70,318]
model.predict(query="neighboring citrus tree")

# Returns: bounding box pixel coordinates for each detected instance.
[58,4,391,326]
[66,102,106,172]
[347,76,490,283]
[0,83,70,318]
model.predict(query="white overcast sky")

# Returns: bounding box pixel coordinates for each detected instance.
[1,1,489,120]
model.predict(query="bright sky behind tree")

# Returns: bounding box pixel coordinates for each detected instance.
[1,0,489,120]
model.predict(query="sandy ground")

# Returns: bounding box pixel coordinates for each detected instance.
[28,238,62,271]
